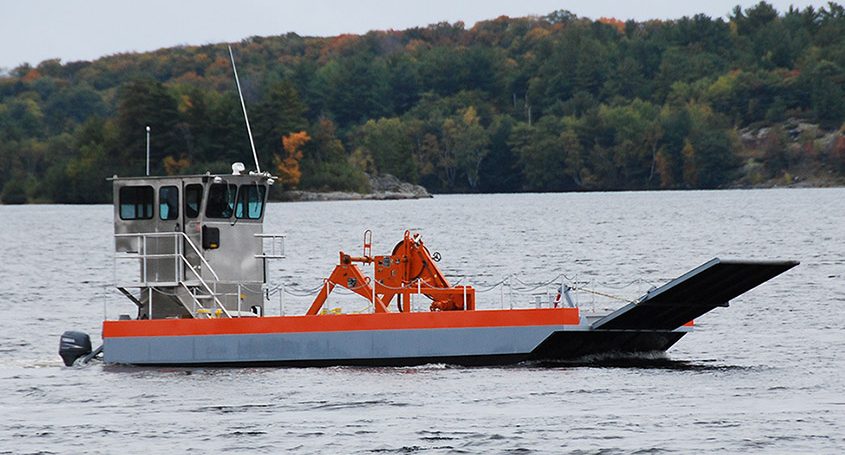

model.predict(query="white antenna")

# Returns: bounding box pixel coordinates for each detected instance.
[145,126,151,176]
[228,45,261,173]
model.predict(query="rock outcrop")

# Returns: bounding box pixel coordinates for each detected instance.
[280,174,431,202]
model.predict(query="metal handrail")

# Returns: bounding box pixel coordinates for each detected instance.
[180,281,213,319]
[255,233,286,259]
[114,231,230,318]
[179,252,232,318]
[116,232,220,281]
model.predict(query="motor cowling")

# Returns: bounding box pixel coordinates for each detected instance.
[59,331,92,367]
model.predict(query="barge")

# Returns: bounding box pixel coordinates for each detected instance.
[59,167,797,367]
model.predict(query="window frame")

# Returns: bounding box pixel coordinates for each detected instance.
[159,185,179,221]
[119,185,154,220]
[235,184,267,220]
[184,184,203,219]
[205,183,238,219]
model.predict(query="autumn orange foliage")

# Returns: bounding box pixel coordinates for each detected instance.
[275,131,310,189]
[163,155,191,175]
[597,17,625,33]
[654,150,674,188]
[21,69,41,83]
[322,34,360,59]
[833,136,845,173]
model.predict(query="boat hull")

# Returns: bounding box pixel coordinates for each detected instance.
[102,308,689,367]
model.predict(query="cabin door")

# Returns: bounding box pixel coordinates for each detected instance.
[182,181,204,280]
[154,184,181,283]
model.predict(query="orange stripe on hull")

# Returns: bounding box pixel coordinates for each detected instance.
[103,308,580,338]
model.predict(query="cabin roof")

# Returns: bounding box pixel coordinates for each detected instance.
[109,172,275,183]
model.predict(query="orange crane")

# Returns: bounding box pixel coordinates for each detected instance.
[306,231,476,315]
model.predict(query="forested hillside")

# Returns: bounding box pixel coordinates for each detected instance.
[2,2,845,203]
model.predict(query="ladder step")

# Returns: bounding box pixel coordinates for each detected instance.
[117,282,183,288]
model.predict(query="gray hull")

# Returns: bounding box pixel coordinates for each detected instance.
[99,259,798,367]
[103,325,688,367]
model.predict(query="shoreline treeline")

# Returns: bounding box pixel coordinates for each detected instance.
[1,2,845,203]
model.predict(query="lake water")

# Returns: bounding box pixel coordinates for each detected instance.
[1,189,843,453]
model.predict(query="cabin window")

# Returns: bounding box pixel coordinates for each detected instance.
[185,184,203,218]
[119,186,154,220]
[205,183,237,218]
[159,186,179,220]
[235,185,267,220]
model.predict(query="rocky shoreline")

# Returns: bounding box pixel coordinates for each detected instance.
[278,174,432,202]
[733,119,845,189]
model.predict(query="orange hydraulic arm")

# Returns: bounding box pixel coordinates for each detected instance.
[306,252,389,315]
[306,231,475,315]
[375,231,475,311]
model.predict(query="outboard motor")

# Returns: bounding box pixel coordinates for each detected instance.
[59,331,92,366]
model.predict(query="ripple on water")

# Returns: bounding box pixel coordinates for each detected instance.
[1,190,844,453]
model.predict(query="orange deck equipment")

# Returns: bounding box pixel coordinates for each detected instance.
[307,231,476,315]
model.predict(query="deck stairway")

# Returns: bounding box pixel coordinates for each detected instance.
[114,232,284,319]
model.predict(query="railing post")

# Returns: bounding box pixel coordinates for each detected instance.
[325,279,330,312]
[237,283,242,317]
[280,284,285,316]
[148,287,153,319]
[174,234,179,283]
[463,285,467,311]
[142,235,147,285]
[372,262,377,311]
[507,277,513,310]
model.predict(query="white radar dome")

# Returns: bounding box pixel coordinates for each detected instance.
[231,162,246,175]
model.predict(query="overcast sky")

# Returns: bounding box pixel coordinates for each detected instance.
[0,0,828,70]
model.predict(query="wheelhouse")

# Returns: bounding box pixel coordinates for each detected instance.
[111,170,282,320]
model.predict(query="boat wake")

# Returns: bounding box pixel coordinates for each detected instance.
[524,351,754,371]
